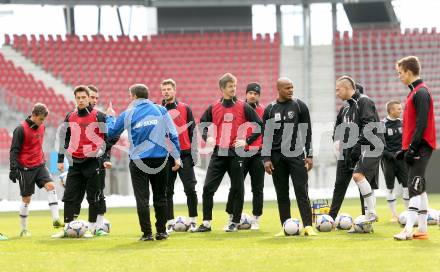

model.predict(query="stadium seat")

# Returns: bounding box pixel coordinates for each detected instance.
[10,32,280,118]
[334,27,440,138]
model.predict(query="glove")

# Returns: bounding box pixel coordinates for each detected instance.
[404,147,419,165]
[9,169,20,183]
[382,150,394,160]
[350,144,362,164]
[394,150,406,160]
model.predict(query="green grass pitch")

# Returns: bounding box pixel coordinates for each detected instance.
[1,196,440,272]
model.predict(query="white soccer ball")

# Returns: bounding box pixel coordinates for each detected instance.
[427,208,439,225]
[65,220,87,238]
[283,218,302,236]
[173,216,190,232]
[238,213,252,230]
[398,211,418,227]
[102,218,111,233]
[353,215,373,233]
[316,214,334,232]
[398,211,408,226]
[335,213,353,230]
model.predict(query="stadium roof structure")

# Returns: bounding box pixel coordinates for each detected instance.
[0,0,400,29]
[0,0,394,6]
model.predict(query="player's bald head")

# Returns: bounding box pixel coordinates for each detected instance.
[277,77,293,89]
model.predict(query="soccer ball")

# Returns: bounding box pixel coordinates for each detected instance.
[315,214,334,232]
[173,216,190,232]
[398,211,418,227]
[353,215,373,233]
[238,213,252,230]
[427,208,439,225]
[65,220,87,238]
[398,211,408,226]
[102,218,111,233]
[335,213,353,230]
[283,218,302,236]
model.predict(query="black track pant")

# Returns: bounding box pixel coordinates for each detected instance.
[72,169,106,220]
[329,160,366,220]
[271,152,312,227]
[381,157,408,189]
[407,144,432,198]
[202,154,244,223]
[166,154,198,220]
[129,158,168,235]
[63,159,106,223]
[225,153,264,217]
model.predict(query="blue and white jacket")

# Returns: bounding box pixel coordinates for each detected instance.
[106,98,180,160]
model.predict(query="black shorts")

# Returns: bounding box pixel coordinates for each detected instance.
[407,144,432,198]
[353,155,380,189]
[18,165,53,197]
[381,157,408,189]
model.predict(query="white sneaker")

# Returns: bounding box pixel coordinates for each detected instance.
[19,229,31,237]
[188,222,197,232]
[394,230,412,241]
[224,222,238,232]
[250,219,260,230]
[83,230,94,238]
[366,212,378,223]
[51,230,66,238]
[166,224,175,234]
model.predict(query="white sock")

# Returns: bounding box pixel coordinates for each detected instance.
[418,192,429,233]
[386,189,397,217]
[88,222,95,231]
[167,219,175,225]
[253,215,260,222]
[203,220,211,228]
[19,202,29,231]
[402,187,410,209]
[357,179,376,214]
[372,190,376,209]
[228,214,233,222]
[189,217,197,224]
[404,195,421,233]
[47,190,60,221]
[96,214,105,229]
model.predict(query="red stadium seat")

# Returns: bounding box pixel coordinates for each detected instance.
[334,27,440,139]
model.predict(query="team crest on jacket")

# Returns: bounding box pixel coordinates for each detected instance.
[287,111,295,119]
[224,113,234,122]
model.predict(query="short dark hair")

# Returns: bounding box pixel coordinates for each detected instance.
[219,73,237,89]
[32,103,49,117]
[88,85,99,93]
[397,56,421,76]
[74,85,90,97]
[386,100,401,114]
[129,84,149,99]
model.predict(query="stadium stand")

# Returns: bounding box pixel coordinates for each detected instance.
[0,52,73,127]
[0,128,11,165]
[7,32,280,119]
[334,27,440,139]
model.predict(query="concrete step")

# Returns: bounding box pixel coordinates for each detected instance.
[0,45,74,103]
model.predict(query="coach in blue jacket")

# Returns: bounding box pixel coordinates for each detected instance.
[106,84,181,241]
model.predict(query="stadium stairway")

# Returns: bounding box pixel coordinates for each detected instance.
[0,45,74,103]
